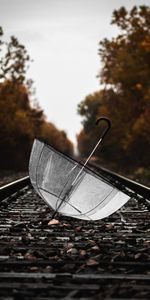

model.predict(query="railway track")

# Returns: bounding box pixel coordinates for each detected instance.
[0,165,149,299]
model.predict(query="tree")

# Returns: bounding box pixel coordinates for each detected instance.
[0,79,44,169]
[40,122,73,156]
[77,90,111,157]
[77,6,150,173]
[78,91,104,131]
[0,29,30,84]
[0,27,73,170]
[98,6,150,167]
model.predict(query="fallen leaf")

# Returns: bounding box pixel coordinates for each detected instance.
[134,253,142,259]
[79,249,86,257]
[67,248,78,255]
[144,240,150,245]
[86,259,99,266]
[29,266,39,271]
[88,240,96,245]
[65,243,74,250]
[48,219,60,225]
[24,252,37,261]
[62,223,70,227]
[91,245,100,251]
[75,226,82,232]
[45,266,53,272]
[105,224,114,230]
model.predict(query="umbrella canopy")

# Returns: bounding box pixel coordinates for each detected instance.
[29,118,130,220]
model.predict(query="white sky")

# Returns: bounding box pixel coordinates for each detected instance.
[0,0,150,145]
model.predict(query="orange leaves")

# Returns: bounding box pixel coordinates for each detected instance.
[48,219,60,225]
[77,6,150,174]
[140,36,150,52]
[40,122,73,156]
[135,83,143,90]
[0,28,73,170]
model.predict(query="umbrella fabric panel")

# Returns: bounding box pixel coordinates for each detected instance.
[38,189,62,211]
[36,142,86,200]
[66,173,116,213]
[58,172,115,217]
[61,190,129,221]
[58,173,129,220]
[89,190,130,220]
[39,189,82,216]
[29,139,44,193]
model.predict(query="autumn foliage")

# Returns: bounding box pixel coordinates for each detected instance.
[77,6,150,180]
[0,27,73,170]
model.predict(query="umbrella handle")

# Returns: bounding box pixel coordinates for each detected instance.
[95,117,111,140]
[70,116,111,187]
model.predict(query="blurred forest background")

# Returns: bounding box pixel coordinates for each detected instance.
[0,5,150,185]
[0,27,73,171]
[77,6,150,185]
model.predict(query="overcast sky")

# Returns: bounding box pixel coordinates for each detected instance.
[1,0,150,145]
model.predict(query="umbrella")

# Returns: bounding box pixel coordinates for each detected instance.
[29,117,130,220]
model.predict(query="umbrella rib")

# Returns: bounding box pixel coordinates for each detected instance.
[39,187,82,213]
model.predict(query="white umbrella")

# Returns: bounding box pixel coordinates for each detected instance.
[29,117,130,221]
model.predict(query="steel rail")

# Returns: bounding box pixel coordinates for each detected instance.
[89,162,150,200]
[0,161,149,203]
[0,175,30,201]
[0,272,149,281]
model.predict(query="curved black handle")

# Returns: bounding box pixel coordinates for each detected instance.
[95,117,111,140]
